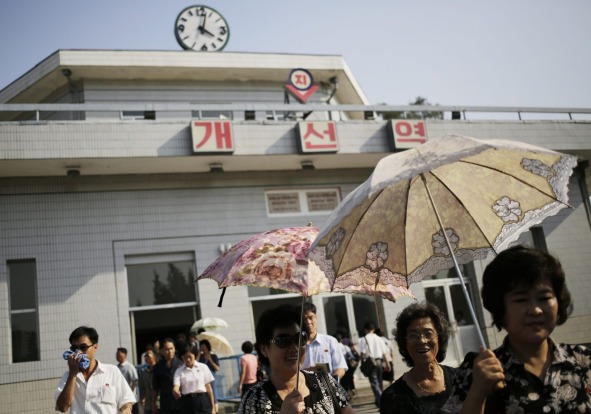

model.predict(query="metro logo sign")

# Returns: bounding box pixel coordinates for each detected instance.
[191,120,234,154]
[284,68,319,103]
[388,120,427,150]
[297,121,339,153]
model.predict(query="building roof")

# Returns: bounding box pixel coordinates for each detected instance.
[0,49,370,106]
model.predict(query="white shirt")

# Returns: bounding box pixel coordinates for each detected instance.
[173,362,214,394]
[55,360,136,414]
[358,332,387,359]
[302,332,348,373]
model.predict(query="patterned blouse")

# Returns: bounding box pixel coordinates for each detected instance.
[441,337,591,414]
[237,370,349,414]
[379,364,457,414]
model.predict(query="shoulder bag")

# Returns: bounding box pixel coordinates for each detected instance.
[360,337,377,377]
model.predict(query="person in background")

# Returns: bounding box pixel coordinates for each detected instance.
[301,301,348,380]
[117,347,140,414]
[139,349,158,414]
[175,333,188,357]
[454,311,467,326]
[380,302,456,414]
[238,341,258,397]
[189,332,200,354]
[335,333,358,398]
[359,321,392,408]
[55,326,135,413]
[237,304,354,413]
[199,339,220,413]
[152,338,183,414]
[172,343,215,414]
[442,245,591,413]
[376,328,396,386]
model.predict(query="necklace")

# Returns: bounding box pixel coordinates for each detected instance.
[414,365,445,395]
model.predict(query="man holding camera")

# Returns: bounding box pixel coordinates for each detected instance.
[55,326,136,413]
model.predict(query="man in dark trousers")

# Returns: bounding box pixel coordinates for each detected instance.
[152,338,183,414]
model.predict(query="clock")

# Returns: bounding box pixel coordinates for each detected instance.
[175,5,230,52]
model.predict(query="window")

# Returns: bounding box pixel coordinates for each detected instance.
[126,254,199,364]
[191,110,233,120]
[126,259,197,308]
[8,260,40,362]
[265,188,340,216]
[121,111,156,120]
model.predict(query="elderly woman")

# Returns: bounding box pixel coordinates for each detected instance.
[442,245,591,413]
[238,304,354,414]
[380,302,457,414]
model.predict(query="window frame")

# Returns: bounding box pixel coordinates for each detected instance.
[264,188,341,217]
[7,259,40,363]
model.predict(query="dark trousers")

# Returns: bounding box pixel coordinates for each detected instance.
[241,382,256,397]
[368,358,384,406]
[181,393,212,414]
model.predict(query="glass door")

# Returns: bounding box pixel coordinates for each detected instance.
[423,278,480,366]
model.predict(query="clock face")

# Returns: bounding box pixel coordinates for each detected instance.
[175,5,230,52]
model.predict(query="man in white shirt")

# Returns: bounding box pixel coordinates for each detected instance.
[301,302,348,380]
[358,321,391,407]
[55,326,136,414]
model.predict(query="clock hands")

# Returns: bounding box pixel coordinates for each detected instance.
[198,12,215,37]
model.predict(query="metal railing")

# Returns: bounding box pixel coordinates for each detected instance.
[1,103,590,122]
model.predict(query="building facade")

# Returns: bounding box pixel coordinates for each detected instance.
[1,50,590,413]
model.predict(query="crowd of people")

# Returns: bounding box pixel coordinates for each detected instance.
[55,245,591,413]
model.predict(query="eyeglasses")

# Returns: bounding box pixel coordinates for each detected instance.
[406,331,438,343]
[70,343,95,352]
[270,332,308,349]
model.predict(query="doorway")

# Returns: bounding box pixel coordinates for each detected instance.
[422,276,480,366]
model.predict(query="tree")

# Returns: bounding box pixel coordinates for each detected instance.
[152,264,194,304]
[377,96,443,120]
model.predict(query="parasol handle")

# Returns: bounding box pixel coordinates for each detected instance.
[217,287,227,308]
[296,296,305,390]
[421,174,487,349]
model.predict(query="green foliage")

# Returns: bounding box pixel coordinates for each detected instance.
[377,96,443,120]
[153,264,194,304]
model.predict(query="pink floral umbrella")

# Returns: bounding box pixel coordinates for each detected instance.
[197,226,333,388]
[198,226,330,304]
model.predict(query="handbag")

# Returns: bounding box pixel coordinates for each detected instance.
[360,356,376,377]
[360,337,376,377]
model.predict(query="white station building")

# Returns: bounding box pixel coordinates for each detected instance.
[1,46,591,413]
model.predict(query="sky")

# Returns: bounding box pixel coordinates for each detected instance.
[1,0,590,109]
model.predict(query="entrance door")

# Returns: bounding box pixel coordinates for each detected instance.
[126,257,200,364]
[322,294,377,343]
[423,277,480,366]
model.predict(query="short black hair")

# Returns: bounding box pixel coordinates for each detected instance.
[255,304,306,367]
[179,342,198,358]
[117,347,127,355]
[199,339,211,352]
[394,302,450,367]
[482,245,573,331]
[69,326,99,344]
[303,301,317,314]
[241,341,254,354]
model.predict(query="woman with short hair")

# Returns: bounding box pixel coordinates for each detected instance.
[238,304,354,413]
[173,343,215,414]
[442,245,591,413]
[380,302,457,414]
